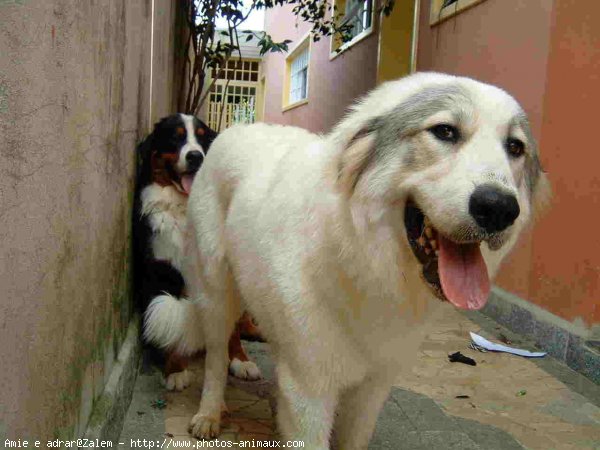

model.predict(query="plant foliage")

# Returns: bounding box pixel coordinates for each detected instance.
[178,0,394,114]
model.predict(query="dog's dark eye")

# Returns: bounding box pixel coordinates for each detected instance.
[506,138,525,158]
[429,124,460,143]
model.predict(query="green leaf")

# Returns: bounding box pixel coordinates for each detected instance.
[246,34,253,42]
[151,399,167,409]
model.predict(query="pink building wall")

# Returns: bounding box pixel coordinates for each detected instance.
[416,0,554,307]
[263,0,600,331]
[262,4,379,134]
[417,0,600,329]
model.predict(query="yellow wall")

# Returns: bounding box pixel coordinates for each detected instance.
[376,0,417,83]
[256,75,266,122]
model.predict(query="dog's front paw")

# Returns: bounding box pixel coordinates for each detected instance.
[229,358,262,380]
[165,369,191,391]
[188,413,220,439]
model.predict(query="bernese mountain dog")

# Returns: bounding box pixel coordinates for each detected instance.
[133,113,262,390]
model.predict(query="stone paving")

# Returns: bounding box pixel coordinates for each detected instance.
[119,307,600,449]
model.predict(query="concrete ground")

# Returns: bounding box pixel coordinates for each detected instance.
[118,309,600,449]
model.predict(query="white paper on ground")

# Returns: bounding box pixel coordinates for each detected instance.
[469,332,547,358]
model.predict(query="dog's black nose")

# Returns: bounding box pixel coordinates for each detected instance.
[469,185,520,233]
[186,151,204,169]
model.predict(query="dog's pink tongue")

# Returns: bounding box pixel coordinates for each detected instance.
[181,175,194,195]
[438,235,490,310]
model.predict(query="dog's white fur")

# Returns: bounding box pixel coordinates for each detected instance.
[143,293,204,357]
[141,183,260,381]
[185,73,548,446]
[177,114,207,174]
[165,368,192,391]
[141,185,206,357]
[141,184,189,272]
[229,358,262,380]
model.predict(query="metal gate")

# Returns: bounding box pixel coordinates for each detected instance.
[207,60,260,131]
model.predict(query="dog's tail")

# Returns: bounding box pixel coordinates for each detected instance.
[143,294,204,356]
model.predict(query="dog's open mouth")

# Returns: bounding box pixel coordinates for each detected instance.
[180,173,195,194]
[172,172,196,195]
[404,200,490,310]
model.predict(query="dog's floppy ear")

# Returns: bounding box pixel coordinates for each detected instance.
[531,170,552,220]
[135,131,155,188]
[204,125,218,148]
[337,126,376,196]
[206,124,218,141]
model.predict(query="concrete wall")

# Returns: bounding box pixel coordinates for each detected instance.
[417,0,600,335]
[262,4,379,134]
[0,0,179,441]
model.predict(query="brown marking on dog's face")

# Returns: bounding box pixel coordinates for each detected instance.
[139,114,218,193]
[151,150,180,186]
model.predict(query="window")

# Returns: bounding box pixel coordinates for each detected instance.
[211,60,260,82]
[283,35,310,110]
[207,58,261,131]
[330,0,374,56]
[289,47,309,104]
[208,85,257,130]
[429,0,487,26]
[344,0,373,40]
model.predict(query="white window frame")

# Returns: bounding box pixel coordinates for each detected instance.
[283,33,311,111]
[330,0,375,60]
[207,58,262,131]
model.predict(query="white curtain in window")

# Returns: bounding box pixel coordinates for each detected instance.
[290,46,309,103]
[344,0,372,38]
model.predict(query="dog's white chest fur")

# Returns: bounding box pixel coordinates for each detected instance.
[141,184,187,271]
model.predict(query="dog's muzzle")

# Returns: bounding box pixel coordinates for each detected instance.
[405,200,491,311]
[186,151,204,171]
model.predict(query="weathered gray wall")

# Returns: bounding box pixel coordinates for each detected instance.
[0,0,179,441]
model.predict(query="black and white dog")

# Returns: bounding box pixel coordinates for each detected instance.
[133,114,261,390]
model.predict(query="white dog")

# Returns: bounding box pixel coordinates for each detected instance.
[184,73,550,448]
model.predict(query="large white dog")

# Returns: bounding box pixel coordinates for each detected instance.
[185,73,549,448]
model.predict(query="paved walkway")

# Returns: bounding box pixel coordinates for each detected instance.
[119,308,600,449]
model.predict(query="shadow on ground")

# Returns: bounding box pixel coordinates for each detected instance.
[119,341,525,450]
[119,309,600,449]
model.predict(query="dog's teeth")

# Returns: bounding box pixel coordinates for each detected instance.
[417,237,426,247]
[430,239,437,250]
[425,227,433,239]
